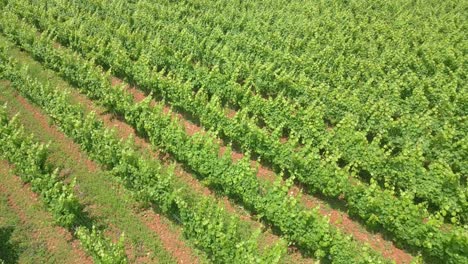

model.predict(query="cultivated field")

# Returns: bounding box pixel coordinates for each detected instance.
[0,0,466,263]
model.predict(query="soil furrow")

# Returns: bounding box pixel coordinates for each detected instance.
[7,88,199,264]
[0,161,91,264]
[114,77,413,264]
[71,77,311,263]
[4,34,410,262]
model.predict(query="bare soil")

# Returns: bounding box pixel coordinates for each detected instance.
[0,161,92,264]
[13,91,201,264]
[114,77,413,263]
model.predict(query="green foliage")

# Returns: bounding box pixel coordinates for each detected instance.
[75,226,127,264]
[1,0,466,262]
[0,108,79,229]
[51,0,466,225]
[0,21,388,262]
[0,51,285,263]
[0,105,127,263]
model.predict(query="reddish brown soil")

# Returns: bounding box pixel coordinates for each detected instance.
[111,78,414,263]
[12,92,201,264]
[15,93,99,173]
[290,186,413,264]
[279,137,288,144]
[68,79,318,262]
[70,83,256,222]
[225,108,237,119]
[13,45,410,261]
[71,85,275,231]
[11,36,415,261]
[14,94,149,261]
[138,209,200,264]
[0,161,91,264]
[120,78,203,137]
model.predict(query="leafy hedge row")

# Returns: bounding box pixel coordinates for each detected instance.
[0,13,391,264]
[0,49,285,264]
[3,3,467,263]
[66,0,467,223]
[0,104,127,264]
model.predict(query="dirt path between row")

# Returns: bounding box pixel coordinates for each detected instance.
[11,91,200,264]
[0,161,91,264]
[115,78,413,264]
[73,78,312,263]
[5,37,410,262]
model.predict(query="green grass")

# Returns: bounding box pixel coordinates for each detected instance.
[0,191,28,264]
[0,36,200,264]
[0,33,312,264]
[0,79,179,264]
[0,167,75,264]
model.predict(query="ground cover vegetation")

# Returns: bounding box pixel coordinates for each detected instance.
[0,0,466,263]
